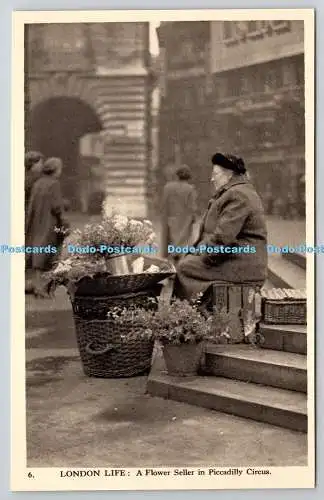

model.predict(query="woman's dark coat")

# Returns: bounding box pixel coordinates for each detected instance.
[25,175,65,270]
[25,170,41,212]
[176,175,268,298]
[160,180,198,258]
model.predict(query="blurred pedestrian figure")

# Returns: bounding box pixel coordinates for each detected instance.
[175,153,268,300]
[286,177,299,219]
[161,164,198,261]
[78,156,104,214]
[25,151,44,213]
[78,156,93,214]
[26,157,69,297]
[263,182,273,216]
[25,151,44,293]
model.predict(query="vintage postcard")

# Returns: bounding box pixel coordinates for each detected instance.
[11,9,315,491]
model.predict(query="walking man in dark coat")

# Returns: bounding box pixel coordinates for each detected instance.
[161,164,198,261]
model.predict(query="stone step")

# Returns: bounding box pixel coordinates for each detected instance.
[104,195,147,203]
[105,186,147,196]
[96,80,147,92]
[282,252,306,270]
[97,94,146,104]
[105,153,146,161]
[147,357,307,433]
[103,145,146,153]
[101,111,146,121]
[105,169,146,178]
[204,345,307,393]
[267,255,306,289]
[107,178,146,187]
[259,323,307,354]
[100,102,146,112]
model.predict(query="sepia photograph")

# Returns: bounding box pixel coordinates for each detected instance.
[11,9,314,491]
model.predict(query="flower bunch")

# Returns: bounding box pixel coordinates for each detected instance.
[45,210,158,292]
[51,255,107,280]
[151,299,231,345]
[106,298,232,345]
[106,298,158,342]
[54,225,71,236]
[64,211,156,250]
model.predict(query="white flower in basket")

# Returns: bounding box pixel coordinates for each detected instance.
[129,219,143,230]
[53,262,71,274]
[112,214,129,231]
[45,206,162,296]
[114,222,127,232]
[146,232,156,245]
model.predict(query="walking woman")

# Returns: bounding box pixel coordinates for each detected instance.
[25,151,44,293]
[25,151,44,212]
[161,164,198,261]
[175,153,268,300]
[26,157,69,297]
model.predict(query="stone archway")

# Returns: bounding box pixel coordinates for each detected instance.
[28,73,105,123]
[28,95,103,210]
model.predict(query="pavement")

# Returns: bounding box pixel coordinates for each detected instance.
[25,213,307,468]
[266,216,305,247]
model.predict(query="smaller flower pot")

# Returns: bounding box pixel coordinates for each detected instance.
[162,342,205,377]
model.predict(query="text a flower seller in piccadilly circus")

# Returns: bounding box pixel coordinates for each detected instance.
[174,153,268,303]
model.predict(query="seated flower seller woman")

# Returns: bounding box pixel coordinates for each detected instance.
[174,153,268,302]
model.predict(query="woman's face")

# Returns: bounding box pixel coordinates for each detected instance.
[211,165,232,191]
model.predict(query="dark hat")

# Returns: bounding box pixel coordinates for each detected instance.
[25,151,44,171]
[212,153,246,175]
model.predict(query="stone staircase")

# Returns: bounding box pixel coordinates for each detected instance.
[147,249,308,433]
[268,252,306,289]
[98,75,151,219]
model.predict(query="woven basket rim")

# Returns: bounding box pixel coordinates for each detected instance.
[72,289,160,300]
[69,271,174,298]
[263,298,307,303]
[73,270,175,284]
[74,317,153,325]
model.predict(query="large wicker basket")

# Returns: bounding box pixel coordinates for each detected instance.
[261,288,307,325]
[73,270,174,297]
[70,288,160,378]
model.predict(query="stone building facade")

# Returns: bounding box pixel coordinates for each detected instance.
[25,22,153,217]
[157,20,305,219]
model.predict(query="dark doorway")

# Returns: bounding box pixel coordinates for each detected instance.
[27,97,102,210]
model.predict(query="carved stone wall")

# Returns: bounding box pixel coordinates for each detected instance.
[25,22,152,217]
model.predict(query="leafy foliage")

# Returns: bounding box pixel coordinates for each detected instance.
[106,297,232,345]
